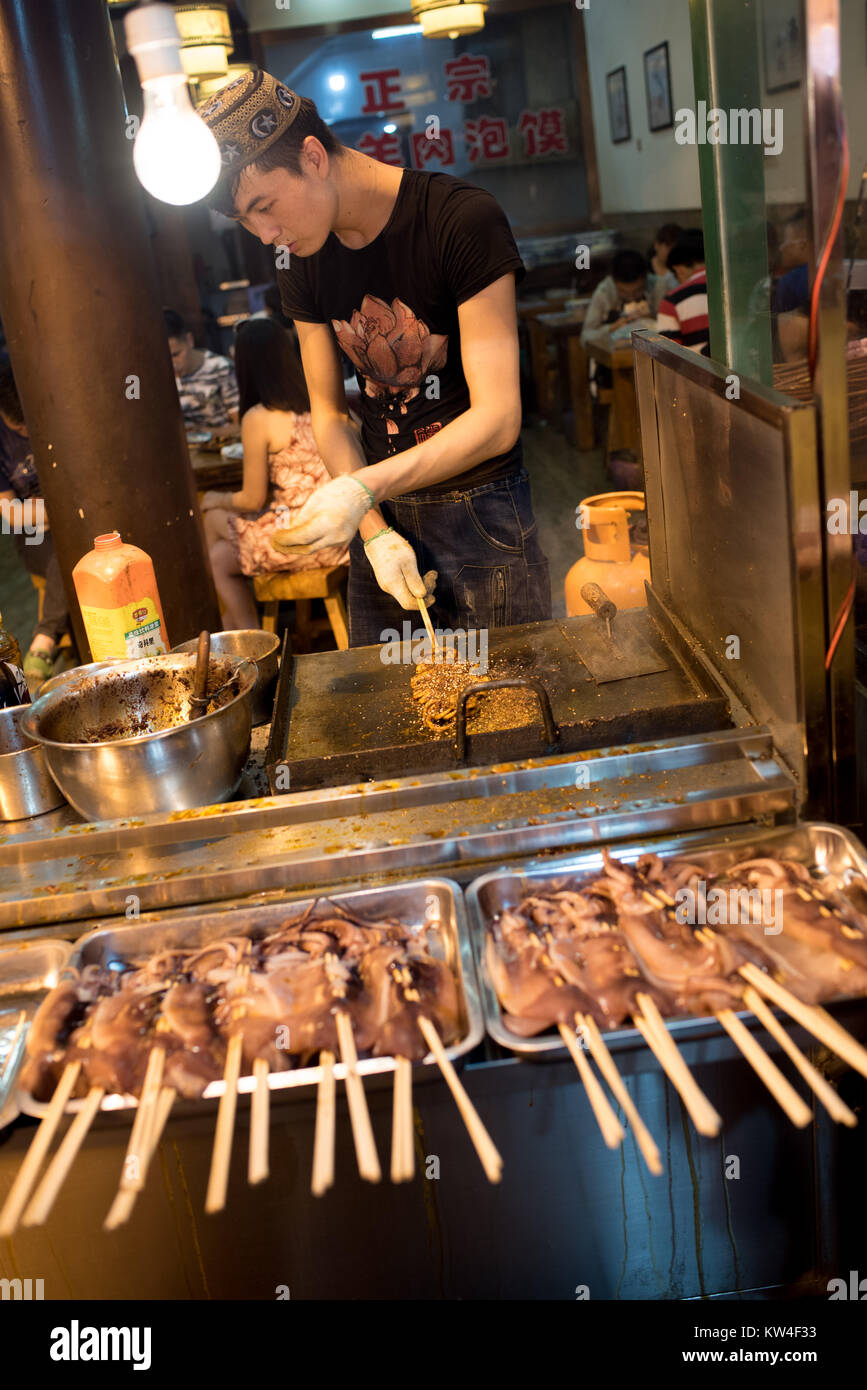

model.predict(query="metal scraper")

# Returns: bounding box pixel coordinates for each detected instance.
[566,584,671,683]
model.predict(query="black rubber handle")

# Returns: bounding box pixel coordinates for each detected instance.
[580,582,617,623]
[454,677,560,763]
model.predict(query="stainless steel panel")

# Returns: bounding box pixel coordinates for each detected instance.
[466,820,867,1057]
[633,332,826,814]
[0,730,796,928]
[17,878,483,1117]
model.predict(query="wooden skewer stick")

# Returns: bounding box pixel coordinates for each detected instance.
[205,1032,244,1214]
[22,1086,105,1227]
[417,597,439,660]
[311,1050,336,1197]
[104,1086,177,1232]
[742,987,857,1127]
[715,1009,812,1127]
[391,1057,414,1183]
[417,1015,502,1182]
[634,994,722,1137]
[249,1056,270,1186]
[0,1060,81,1237]
[558,1022,625,1149]
[579,1015,663,1174]
[738,962,867,1082]
[335,1011,381,1182]
[124,1046,166,1192]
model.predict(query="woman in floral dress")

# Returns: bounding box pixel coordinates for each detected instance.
[200,318,348,630]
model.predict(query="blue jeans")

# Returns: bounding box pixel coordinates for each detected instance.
[347,468,552,647]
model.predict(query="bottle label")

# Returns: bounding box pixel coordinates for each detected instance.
[80,598,168,661]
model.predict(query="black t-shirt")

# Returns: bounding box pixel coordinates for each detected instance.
[278,169,525,494]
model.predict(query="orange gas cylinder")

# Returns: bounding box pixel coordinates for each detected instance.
[565,491,650,615]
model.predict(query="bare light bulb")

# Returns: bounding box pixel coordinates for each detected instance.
[134,75,221,205]
[125,2,221,206]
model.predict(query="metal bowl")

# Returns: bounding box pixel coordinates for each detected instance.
[0,706,66,821]
[172,629,280,726]
[21,653,257,822]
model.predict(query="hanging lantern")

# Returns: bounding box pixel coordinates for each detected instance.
[174,4,233,79]
[411,0,488,40]
[193,62,254,107]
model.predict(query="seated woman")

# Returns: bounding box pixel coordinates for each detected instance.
[199,319,348,631]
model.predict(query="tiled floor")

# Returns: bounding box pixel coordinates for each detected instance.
[0,420,612,650]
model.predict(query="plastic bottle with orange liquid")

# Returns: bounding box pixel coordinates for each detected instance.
[72,532,169,662]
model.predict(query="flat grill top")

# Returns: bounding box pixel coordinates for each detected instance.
[271,613,729,789]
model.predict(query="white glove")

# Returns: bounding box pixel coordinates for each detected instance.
[270,475,375,554]
[364,528,437,610]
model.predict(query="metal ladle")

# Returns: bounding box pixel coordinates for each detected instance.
[188,630,245,720]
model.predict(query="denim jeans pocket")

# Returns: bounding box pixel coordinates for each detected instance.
[454,564,509,628]
[463,489,524,554]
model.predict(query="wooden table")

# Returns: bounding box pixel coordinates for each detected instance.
[589,341,639,457]
[189,447,243,494]
[530,305,593,448]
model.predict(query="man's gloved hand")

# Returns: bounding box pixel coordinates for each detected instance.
[364,528,437,610]
[270,475,375,554]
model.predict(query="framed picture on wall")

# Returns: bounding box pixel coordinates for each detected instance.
[606,66,630,144]
[761,0,802,92]
[643,41,673,132]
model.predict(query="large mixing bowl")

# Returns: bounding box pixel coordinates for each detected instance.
[21,653,257,821]
[171,629,279,726]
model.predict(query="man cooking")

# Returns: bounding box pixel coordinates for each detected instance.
[200,72,551,646]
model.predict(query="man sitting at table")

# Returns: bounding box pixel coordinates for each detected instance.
[164,308,240,433]
[656,232,709,355]
[581,250,652,360]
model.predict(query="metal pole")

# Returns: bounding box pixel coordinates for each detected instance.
[0,0,220,657]
[688,0,774,385]
[803,0,855,822]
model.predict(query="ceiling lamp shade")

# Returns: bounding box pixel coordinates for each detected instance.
[194,62,254,106]
[174,4,233,78]
[411,1,487,40]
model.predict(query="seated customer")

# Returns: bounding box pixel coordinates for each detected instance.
[164,308,239,432]
[581,250,652,359]
[0,366,73,686]
[199,319,348,631]
[657,232,710,355]
[648,223,682,313]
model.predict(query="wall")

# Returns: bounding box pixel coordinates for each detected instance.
[245,0,408,30]
[583,0,699,214]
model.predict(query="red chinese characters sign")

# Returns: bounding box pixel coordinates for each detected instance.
[354,56,569,166]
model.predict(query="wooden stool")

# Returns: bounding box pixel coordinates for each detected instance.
[253,565,349,652]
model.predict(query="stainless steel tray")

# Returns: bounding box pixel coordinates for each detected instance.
[18,878,483,1116]
[0,937,74,1127]
[466,821,867,1057]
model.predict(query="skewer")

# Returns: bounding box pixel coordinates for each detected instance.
[103,1085,177,1232]
[735,961,867,1082]
[391,1056,414,1182]
[205,1032,244,1213]
[742,987,857,1127]
[579,1015,663,1174]
[311,1049,336,1196]
[0,1060,81,1236]
[634,994,722,1137]
[558,1022,625,1149]
[102,1046,166,1230]
[417,597,439,660]
[248,1056,270,1185]
[22,1087,105,1226]
[715,1009,812,1127]
[417,1015,502,1182]
[335,1010,381,1182]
